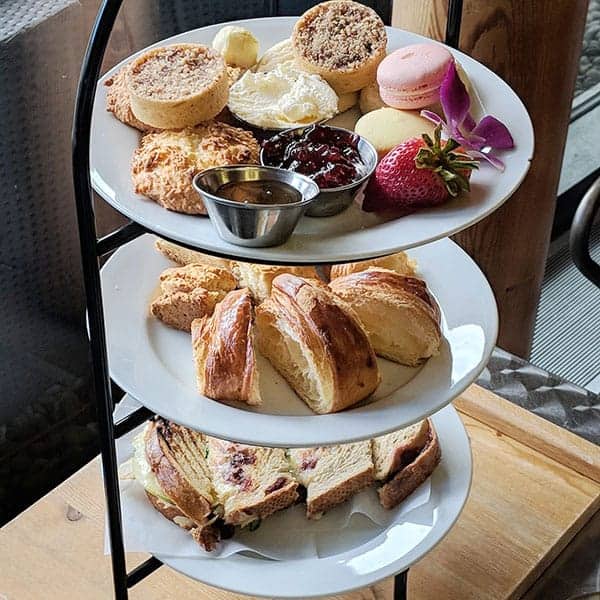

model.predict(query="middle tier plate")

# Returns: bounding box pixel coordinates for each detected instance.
[101,234,497,447]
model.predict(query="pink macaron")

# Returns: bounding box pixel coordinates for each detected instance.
[377,43,453,110]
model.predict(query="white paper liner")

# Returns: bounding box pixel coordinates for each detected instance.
[107,396,435,561]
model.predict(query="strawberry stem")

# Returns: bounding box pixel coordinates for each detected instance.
[415,125,479,197]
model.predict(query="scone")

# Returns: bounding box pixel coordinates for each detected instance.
[150,288,226,332]
[355,107,436,159]
[255,274,380,414]
[192,288,261,406]
[131,121,260,214]
[329,268,442,366]
[289,441,374,519]
[127,44,229,128]
[337,91,359,113]
[206,437,298,527]
[292,1,387,94]
[105,64,157,132]
[158,263,236,294]
[231,262,319,303]
[329,251,416,280]
[150,263,236,331]
[155,238,232,270]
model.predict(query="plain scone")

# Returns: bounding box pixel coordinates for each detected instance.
[291,1,387,93]
[131,121,260,214]
[207,437,298,527]
[155,238,232,270]
[329,267,442,367]
[255,274,380,414]
[289,441,374,519]
[150,263,236,331]
[192,288,261,405]
[127,44,229,129]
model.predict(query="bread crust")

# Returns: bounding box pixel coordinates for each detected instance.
[256,274,380,413]
[192,288,261,405]
[307,467,374,519]
[329,267,441,366]
[378,425,441,509]
[226,479,299,526]
[131,121,259,215]
[373,420,431,481]
[291,1,387,94]
[144,420,214,527]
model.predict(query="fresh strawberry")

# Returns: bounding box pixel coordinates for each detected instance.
[363,125,478,214]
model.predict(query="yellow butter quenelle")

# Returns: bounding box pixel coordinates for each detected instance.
[228,62,338,129]
[212,26,259,69]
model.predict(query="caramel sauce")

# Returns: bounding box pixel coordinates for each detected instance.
[216,180,302,205]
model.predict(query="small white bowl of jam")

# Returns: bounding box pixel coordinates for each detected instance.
[193,165,319,247]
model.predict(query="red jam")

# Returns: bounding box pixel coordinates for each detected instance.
[262,125,368,189]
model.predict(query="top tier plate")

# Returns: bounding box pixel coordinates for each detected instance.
[91,17,534,265]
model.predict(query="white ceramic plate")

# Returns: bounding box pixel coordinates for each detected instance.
[100,234,497,447]
[90,17,534,265]
[156,404,472,599]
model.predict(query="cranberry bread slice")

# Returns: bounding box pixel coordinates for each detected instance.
[206,437,298,527]
[374,421,442,509]
[371,420,431,481]
[289,441,374,519]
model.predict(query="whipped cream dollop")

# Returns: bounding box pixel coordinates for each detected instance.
[228,62,338,129]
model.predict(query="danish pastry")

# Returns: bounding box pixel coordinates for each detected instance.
[255,274,380,413]
[329,268,441,366]
[192,288,261,405]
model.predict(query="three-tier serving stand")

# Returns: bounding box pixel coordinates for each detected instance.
[73,1,472,598]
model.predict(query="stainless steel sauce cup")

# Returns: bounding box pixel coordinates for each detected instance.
[193,165,319,247]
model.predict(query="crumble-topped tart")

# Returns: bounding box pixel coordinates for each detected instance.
[127,44,229,128]
[292,0,387,94]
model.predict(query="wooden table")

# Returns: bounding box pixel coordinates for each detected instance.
[1,386,599,600]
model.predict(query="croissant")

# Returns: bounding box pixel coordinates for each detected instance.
[255,274,380,414]
[329,268,441,367]
[329,251,416,280]
[191,288,261,405]
[231,262,319,302]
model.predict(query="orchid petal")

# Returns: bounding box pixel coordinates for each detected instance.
[467,149,506,171]
[420,110,445,126]
[471,115,514,149]
[463,112,477,132]
[440,61,471,130]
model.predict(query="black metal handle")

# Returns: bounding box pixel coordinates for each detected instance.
[569,175,600,288]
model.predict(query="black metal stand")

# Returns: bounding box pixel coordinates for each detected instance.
[71,1,464,598]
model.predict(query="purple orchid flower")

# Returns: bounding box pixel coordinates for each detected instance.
[421,62,514,170]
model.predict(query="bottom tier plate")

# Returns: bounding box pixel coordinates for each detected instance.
[116,401,471,599]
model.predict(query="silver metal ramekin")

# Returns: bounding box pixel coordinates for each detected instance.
[260,125,378,218]
[192,165,319,247]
